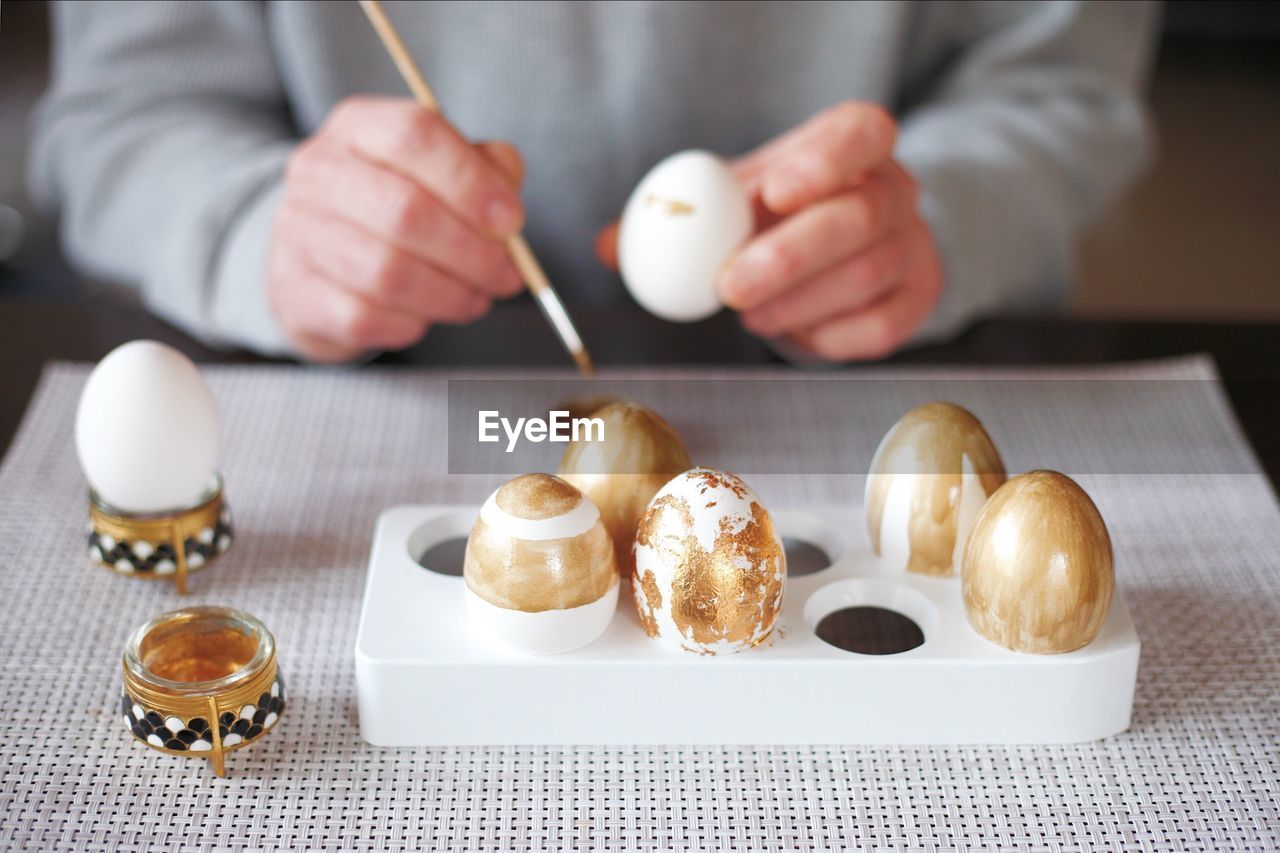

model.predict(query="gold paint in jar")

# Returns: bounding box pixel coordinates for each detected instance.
[121,606,285,776]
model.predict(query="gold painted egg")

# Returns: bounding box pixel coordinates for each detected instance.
[463,473,618,655]
[961,470,1114,654]
[632,467,785,655]
[866,402,1007,576]
[553,395,622,422]
[559,402,692,577]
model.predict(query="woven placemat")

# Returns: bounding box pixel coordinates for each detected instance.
[0,357,1275,851]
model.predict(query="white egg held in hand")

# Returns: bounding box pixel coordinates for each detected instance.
[75,340,220,514]
[618,150,752,322]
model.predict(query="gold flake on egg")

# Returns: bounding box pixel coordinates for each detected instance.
[633,467,785,655]
[866,402,1007,576]
[644,194,696,216]
[559,402,691,577]
[635,568,664,638]
[962,471,1114,654]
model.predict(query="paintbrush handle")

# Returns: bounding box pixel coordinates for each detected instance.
[357,0,594,374]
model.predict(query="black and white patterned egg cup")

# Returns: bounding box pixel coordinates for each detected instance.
[89,476,233,594]
[122,606,285,777]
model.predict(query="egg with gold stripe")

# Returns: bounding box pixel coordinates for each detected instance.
[866,402,1007,577]
[633,467,785,655]
[463,474,618,655]
[962,470,1114,654]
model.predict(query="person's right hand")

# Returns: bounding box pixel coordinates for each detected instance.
[267,96,527,362]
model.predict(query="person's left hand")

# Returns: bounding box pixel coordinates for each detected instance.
[598,102,944,361]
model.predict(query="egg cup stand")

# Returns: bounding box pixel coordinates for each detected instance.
[355,505,1140,745]
[88,478,234,594]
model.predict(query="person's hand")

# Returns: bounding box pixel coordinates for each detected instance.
[723,103,944,360]
[267,96,526,362]
[598,102,943,361]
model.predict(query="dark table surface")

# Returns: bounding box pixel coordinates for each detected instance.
[2,293,1277,492]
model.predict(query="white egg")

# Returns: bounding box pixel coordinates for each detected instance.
[75,340,219,514]
[618,150,752,322]
[633,468,785,655]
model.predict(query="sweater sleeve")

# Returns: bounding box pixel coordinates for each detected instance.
[895,0,1160,341]
[29,0,296,355]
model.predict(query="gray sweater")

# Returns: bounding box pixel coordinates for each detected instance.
[30,0,1157,357]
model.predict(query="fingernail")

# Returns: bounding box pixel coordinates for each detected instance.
[485,198,523,237]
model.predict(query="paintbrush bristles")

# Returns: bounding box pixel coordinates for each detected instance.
[572,350,597,376]
[356,0,595,374]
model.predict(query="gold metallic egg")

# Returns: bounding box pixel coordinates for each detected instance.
[463,473,618,655]
[866,402,1007,576]
[464,474,616,612]
[559,402,691,576]
[961,470,1114,654]
[553,395,623,422]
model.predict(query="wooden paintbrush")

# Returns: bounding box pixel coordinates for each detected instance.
[357,0,595,375]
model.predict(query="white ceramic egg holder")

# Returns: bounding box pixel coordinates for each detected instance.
[355,505,1140,745]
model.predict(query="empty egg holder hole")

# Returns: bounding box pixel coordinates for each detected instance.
[774,511,845,577]
[407,511,476,577]
[803,578,939,656]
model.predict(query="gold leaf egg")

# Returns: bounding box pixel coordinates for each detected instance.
[961,470,1114,654]
[632,467,785,655]
[866,402,1007,576]
[559,402,691,577]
